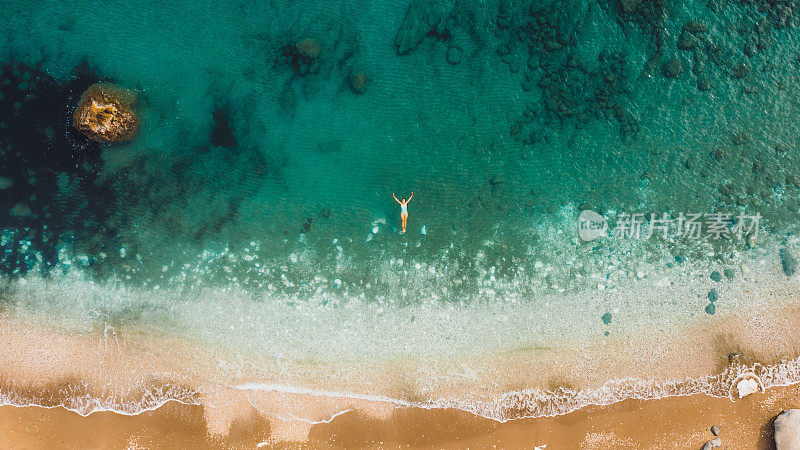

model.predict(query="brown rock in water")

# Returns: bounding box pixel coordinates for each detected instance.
[349,71,368,94]
[295,38,321,59]
[73,83,138,142]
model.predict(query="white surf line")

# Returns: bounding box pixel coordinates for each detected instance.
[0,397,200,417]
[254,408,357,447]
[233,383,428,408]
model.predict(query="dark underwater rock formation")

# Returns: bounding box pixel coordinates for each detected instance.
[295,38,321,59]
[349,71,368,94]
[280,38,321,76]
[210,105,236,148]
[780,247,798,277]
[394,0,455,54]
[0,61,116,277]
[663,58,684,77]
[606,0,670,52]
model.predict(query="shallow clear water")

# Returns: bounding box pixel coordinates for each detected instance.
[2,0,800,421]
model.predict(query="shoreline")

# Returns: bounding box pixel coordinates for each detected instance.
[3,312,800,442]
[2,382,799,448]
[2,243,800,440]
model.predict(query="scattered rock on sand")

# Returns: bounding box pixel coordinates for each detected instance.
[705,303,715,315]
[73,83,139,142]
[735,374,763,398]
[702,437,722,449]
[724,268,735,280]
[710,425,720,436]
[601,312,613,324]
[710,270,722,282]
[775,409,800,449]
[781,248,798,277]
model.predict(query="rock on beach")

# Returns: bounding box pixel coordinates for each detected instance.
[775,409,800,449]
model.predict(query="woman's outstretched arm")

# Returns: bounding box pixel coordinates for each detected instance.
[393,193,401,204]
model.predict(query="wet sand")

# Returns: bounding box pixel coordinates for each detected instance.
[2,256,800,447]
[1,383,797,448]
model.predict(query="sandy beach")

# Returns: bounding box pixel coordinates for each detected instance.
[2,381,798,448]
[2,253,800,447]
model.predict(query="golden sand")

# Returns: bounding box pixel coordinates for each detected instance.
[1,383,798,448]
[2,256,800,446]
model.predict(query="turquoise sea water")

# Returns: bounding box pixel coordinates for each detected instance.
[2,0,800,421]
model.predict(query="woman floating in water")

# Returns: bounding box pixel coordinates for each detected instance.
[393,192,413,233]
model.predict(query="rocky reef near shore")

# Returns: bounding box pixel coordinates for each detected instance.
[73,83,138,143]
[0,62,116,278]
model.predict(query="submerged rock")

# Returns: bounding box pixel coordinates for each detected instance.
[394,0,454,54]
[0,176,12,189]
[685,20,708,33]
[710,425,720,436]
[280,39,321,75]
[620,0,641,13]
[295,38,321,59]
[781,248,798,277]
[9,202,31,218]
[702,437,722,449]
[73,83,138,143]
[677,30,699,50]
[724,268,735,280]
[210,106,236,148]
[601,312,613,324]
[663,58,684,78]
[731,62,750,79]
[349,71,368,94]
[447,46,463,65]
[775,409,800,449]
